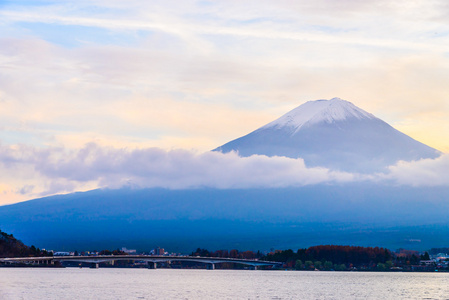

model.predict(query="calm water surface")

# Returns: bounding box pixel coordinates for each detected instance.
[1,268,448,299]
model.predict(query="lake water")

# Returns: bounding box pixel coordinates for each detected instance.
[1,268,448,299]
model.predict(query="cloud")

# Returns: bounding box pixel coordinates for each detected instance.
[382,154,449,186]
[1,34,449,153]
[1,142,449,205]
[1,1,447,52]
[0,143,360,203]
[2,143,356,188]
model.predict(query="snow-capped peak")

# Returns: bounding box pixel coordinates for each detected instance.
[261,97,376,132]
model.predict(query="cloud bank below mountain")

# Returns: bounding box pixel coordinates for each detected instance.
[0,143,447,205]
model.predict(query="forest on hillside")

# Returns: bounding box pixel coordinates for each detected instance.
[0,229,49,258]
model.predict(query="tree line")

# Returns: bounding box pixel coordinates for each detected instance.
[0,229,50,258]
[262,245,435,271]
[190,248,261,260]
[190,245,434,271]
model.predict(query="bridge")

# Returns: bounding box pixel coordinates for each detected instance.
[0,255,282,270]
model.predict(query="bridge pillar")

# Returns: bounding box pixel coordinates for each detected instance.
[207,263,215,270]
[254,266,258,270]
[148,262,157,269]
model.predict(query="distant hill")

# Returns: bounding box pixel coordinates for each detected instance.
[0,229,43,258]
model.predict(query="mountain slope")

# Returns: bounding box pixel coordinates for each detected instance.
[1,185,449,252]
[214,98,440,172]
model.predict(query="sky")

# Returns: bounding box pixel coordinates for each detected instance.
[1,0,449,204]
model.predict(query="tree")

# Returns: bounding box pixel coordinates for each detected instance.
[99,250,112,255]
[334,264,346,271]
[376,263,386,271]
[191,248,210,257]
[295,260,303,270]
[324,261,333,271]
[305,261,314,270]
[420,252,430,261]
[410,254,419,265]
[230,249,239,258]
[314,261,322,270]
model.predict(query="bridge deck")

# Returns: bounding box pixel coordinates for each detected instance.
[0,255,282,268]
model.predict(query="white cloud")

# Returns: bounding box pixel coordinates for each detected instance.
[1,1,448,53]
[0,143,359,203]
[1,142,449,205]
[382,154,449,186]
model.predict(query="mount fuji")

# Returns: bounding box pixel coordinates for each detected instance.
[1,97,448,253]
[215,98,440,172]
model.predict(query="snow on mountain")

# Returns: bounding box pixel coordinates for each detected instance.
[261,97,375,133]
[214,98,441,173]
